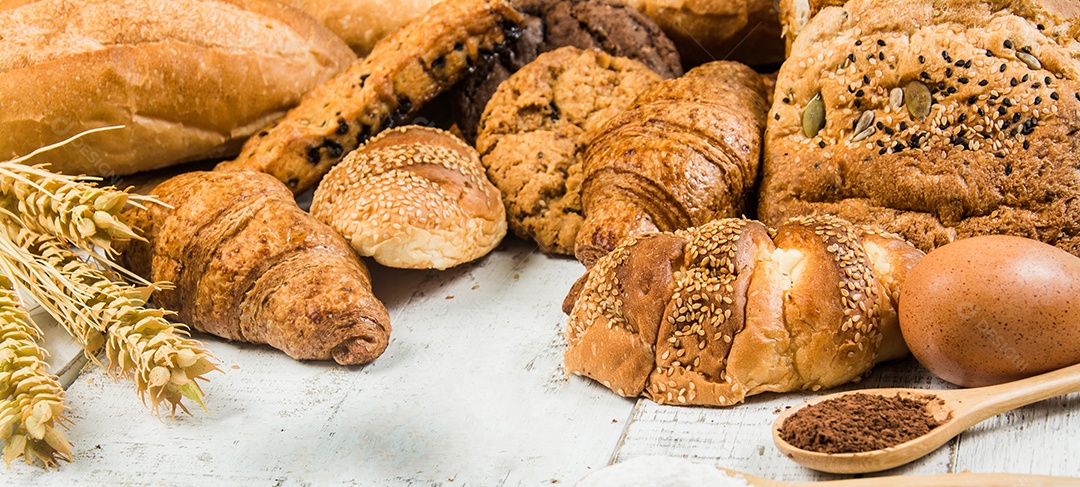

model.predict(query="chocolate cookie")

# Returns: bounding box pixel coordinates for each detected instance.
[476,46,662,255]
[452,0,682,143]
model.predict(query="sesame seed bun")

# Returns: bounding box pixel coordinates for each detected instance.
[311,126,507,270]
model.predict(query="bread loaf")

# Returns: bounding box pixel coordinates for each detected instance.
[563,215,921,406]
[277,0,445,56]
[116,171,391,365]
[311,126,507,270]
[611,0,785,67]
[575,61,769,267]
[216,0,527,194]
[0,0,355,177]
[760,0,1080,256]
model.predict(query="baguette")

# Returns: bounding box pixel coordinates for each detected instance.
[117,171,391,365]
[0,0,355,177]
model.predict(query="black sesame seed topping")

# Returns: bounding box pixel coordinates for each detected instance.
[1003,98,1013,107]
[920,71,930,79]
[774,113,780,120]
[863,75,871,84]
[819,140,827,148]
[954,60,965,67]
[855,39,863,46]
[1010,127,1019,137]
[1023,140,1030,149]
[965,60,973,68]
[998,106,1008,115]
[958,77,969,84]
[854,99,862,108]
[1022,74,1030,82]
[856,89,865,97]
[782,97,791,104]
[1045,76,1052,85]
[875,121,884,129]
[967,96,979,104]
[879,52,885,60]
[978,79,989,86]
[848,53,856,63]
[958,114,967,123]
[1051,92,1060,100]
[899,122,908,130]
[1004,40,1013,49]
[978,107,985,116]
[883,126,895,135]
[918,55,926,64]
[986,49,993,56]
[1012,113,1021,122]
[1000,64,1008,72]
[879,147,888,155]
[1037,23,1045,30]
[947,87,958,94]
[1010,78,1019,87]
[1034,96,1042,105]
[941,50,951,62]
[1032,82,1042,89]
[878,39,887,46]
[946,68,954,77]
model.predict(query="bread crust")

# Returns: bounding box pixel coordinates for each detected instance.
[564,216,922,406]
[0,0,355,176]
[277,0,446,56]
[761,0,1080,256]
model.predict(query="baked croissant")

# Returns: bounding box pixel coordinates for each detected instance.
[575,61,769,267]
[117,171,391,365]
[563,215,922,406]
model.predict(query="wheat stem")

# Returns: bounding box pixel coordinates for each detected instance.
[0,275,72,468]
[0,226,219,417]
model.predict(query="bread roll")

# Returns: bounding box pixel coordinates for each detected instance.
[760,0,1080,256]
[311,126,507,270]
[777,0,844,55]
[277,0,445,56]
[117,171,391,365]
[575,60,769,267]
[563,215,922,406]
[0,0,355,177]
[611,0,785,67]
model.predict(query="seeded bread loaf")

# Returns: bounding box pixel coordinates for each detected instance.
[575,60,769,267]
[760,0,1080,256]
[117,171,392,365]
[0,0,355,177]
[311,126,506,270]
[563,215,921,406]
[216,0,527,194]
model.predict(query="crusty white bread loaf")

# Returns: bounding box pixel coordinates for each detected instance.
[611,0,785,67]
[277,0,445,56]
[0,0,355,177]
[563,215,922,406]
[311,126,507,270]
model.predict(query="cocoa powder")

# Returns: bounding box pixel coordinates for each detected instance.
[778,393,948,454]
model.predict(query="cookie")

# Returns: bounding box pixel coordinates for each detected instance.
[451,0,681,143]
[215,0,527,194]
[476,46,662,255]
[760,0,1080,256]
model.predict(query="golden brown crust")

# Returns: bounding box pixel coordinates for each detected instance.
[310,126,507,270]
[476,46,662,255]
[116,171,391,365]
[0,0,355,176]
[277,0,446,56]
[216,0,527,194]
[575,61,769,267]
[761,0,1080,256]
[563,215,923,406]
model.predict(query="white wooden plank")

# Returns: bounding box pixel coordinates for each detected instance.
[9,238,636,485]
[611,359,969,481]
[954,392,1080,476]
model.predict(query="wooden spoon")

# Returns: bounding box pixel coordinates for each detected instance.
[772,362,1080,474]
[575,455,1080,486]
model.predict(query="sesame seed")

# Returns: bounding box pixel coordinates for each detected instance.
[878,39,886,46]
[1004,39,1013,49]
[1051,92,1060,101]
[978,79,989,86]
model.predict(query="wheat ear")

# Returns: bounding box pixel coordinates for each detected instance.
[0,275,72,468]
[0,227,219,417]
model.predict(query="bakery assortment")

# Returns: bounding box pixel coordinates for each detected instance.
[476,46,663,255]
[0,0,355,177]
[116,171,392,366]
[760,0,1080,256]
[216,0,527,194]
[451,0,683,143]
[563,215,923,406]
[575,60,769,267]
[311,126,506,270]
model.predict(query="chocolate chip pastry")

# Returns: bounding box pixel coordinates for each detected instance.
[216,0,527,194]
[760,0,1080,256]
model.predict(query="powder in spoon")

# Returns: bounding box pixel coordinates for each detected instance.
[778,393,949,454]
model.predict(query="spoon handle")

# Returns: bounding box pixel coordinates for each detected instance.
[793,472,1080,486]
[945,362,1080,428]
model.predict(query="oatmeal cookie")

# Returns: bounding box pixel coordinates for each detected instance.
[476,46,662,255]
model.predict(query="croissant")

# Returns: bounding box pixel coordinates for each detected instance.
[563,215,922,406]
[116,171,391,365]
[574,61,769,267]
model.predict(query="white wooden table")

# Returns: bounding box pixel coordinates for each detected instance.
[16,236,1080,485]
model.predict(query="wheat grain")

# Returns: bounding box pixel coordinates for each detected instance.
[0,275,71,468]
[0,227,219,417]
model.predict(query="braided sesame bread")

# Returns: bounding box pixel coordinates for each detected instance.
[116,171,391,365]
[476,46,663,255]
[760,0,1080,256]
[574,60,769,267]
[215,0,526,194]
[310,126,506,270]
[563,215,922,406]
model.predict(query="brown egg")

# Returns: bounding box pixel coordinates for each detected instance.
[899,235,1080,387]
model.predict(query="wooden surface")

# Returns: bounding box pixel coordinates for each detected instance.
[18,236,1080,485]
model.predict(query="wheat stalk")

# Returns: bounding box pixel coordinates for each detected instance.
[0,275,72,468]
[0,227,219,417]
